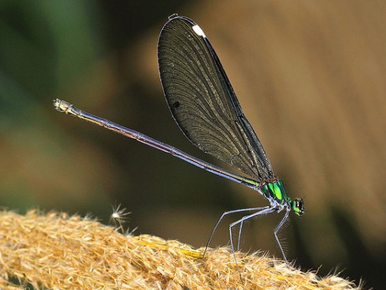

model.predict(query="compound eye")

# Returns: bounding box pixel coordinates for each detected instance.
[293,198,305,216]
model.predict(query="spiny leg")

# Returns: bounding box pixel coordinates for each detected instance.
[228,206,277,272]
[274,209,290,262]
[237,219,243,251]
[203,206,270,258]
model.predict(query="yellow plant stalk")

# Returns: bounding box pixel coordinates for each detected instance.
[0,210,361,289]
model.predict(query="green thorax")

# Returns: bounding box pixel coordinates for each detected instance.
[260,179,290,205]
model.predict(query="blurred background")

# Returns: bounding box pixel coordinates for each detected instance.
[0,0,385,288]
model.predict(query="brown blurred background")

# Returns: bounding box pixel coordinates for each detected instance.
[0,0,385,288]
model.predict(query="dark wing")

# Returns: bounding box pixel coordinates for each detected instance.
[158,15,274,180]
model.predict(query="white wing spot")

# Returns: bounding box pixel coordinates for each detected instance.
[192,24,206,38]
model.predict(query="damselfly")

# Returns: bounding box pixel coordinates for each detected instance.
[54,14,305,262]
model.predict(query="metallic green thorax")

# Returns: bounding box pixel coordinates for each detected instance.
[260,179,305,216]
[261,179,289,205]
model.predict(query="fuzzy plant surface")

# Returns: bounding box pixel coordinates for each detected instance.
[0,210,361,290]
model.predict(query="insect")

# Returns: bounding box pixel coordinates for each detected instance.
[54,14,304,262]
